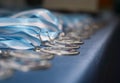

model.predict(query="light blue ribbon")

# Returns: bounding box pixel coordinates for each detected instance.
[0,9,93,50]
[0,18,60,41]
[0,37,34,49]
[0,32,41,47]
[11,9,62,32]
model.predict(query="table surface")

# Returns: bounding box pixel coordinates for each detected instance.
[0,21,117,83]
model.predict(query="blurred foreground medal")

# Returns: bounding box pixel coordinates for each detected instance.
[0,58,51,72]
[0,49,54,60]
[8,50,54,60]
[0,66,13,80]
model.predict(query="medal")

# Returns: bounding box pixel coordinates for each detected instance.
[40,47,80,56]
[37,30,80,49]
[0,50,54,60]
[44,42,80,49]
[0,58,51,72]
[0,65,13,79]
[59,35,84,45]
[54,39,83,45]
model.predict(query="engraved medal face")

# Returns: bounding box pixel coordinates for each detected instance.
[40,47,80,56]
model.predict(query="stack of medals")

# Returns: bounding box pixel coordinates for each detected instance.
[0,9,105,79]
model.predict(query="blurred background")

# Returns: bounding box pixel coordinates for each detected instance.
[0,0,119,83]
[0,0,116,13]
